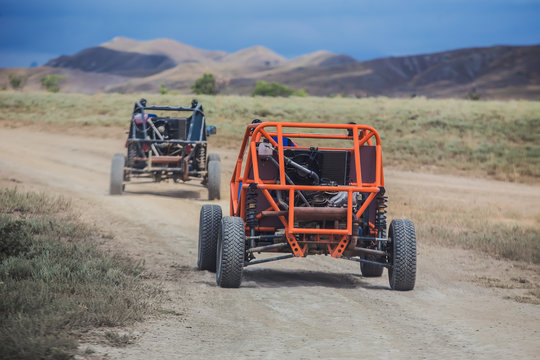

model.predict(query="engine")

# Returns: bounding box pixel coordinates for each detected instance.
[276,146,358,208]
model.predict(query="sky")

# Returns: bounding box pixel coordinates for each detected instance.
[1,0,539,68]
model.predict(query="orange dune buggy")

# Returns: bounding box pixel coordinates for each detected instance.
[197,121,416,290]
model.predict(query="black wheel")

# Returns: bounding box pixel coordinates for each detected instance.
[207,160,221,200]
[197,205,222,272]
[110,153,125,195]
[388,219,417,291]
[208,153,220,162]
[127,143,137,167]
[360,256,384,277]
[216,216,245,288]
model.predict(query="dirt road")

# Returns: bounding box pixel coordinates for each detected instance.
[1,128,539,359]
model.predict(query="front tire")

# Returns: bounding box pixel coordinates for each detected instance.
[216,217,245,288]
[207,159,221,200]
[110,153,125,195]
[197,205,222,272]
[388,219,417,291]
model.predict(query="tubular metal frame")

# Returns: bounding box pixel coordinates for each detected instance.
[230,122,385,258]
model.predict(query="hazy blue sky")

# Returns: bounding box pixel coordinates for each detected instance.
[1,0,539,67]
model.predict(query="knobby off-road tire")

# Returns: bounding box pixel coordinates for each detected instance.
[197,205,222,272]
[127,143,137,167]
[207,159,221,200]
[110,153,125,195]
[360,256,384,277]
[388,219,417,291]
[216,216,245,288]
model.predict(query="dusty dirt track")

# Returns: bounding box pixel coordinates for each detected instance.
[1,128,539,359]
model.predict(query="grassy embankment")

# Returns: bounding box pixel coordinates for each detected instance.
[389,181,540,265]
[0,188,158,360]
[1,91,539,183]
[0,91,538,266]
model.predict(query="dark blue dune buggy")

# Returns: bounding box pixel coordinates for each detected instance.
[110,99,221,200]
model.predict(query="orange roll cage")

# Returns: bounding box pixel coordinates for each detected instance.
[230,122,385,258]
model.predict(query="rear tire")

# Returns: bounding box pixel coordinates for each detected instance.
[216,216,245,288]
[110,153,125,195]
[360,256,384,277]
[208,153,220,162]
[197,205,222,272]
[388,219,417,291]
[207,160,221,200]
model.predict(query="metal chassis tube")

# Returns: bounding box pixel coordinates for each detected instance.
[341,256,391,268]
[244,254,295,267]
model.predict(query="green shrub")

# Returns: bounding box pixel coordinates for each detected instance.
[8,74,24,89]
[293,89,308,97]
[252,81,296,97]
[191,73,218,95]
[466,88,481,100]
[159,82,168,95]
[40,75,65,93]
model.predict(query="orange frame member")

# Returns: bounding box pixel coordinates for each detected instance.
[230,122,384,259]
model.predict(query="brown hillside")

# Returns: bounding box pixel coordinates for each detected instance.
[220,46,286,67]
[3,36,539,99]
[255,45,540,99]
[101,36,226,63]
[45,47,177,77]
[103,42,540,99]
[286,50,356,68]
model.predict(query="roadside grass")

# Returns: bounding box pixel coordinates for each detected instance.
[0,188,157,360]
[388,182,540,265]
[421,217,540,264]
[0,91,539,183]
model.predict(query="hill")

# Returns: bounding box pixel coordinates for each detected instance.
[285,50,356,68]
[101,36,227,63]
[45,46,176,77]
[2,37,539,99]
[220,46,286,67]
[242,45,540,98]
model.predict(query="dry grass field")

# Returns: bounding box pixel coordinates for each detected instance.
[1,91,539,183]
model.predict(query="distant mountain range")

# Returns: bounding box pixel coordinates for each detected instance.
[2,36,539,99]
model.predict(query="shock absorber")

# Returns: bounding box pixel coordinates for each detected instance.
[246,184,258,247]
[375,187,388,238]
[198,144,207,171]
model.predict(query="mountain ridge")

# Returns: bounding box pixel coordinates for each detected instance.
[101,36,227,63]
[3,37,539,99]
